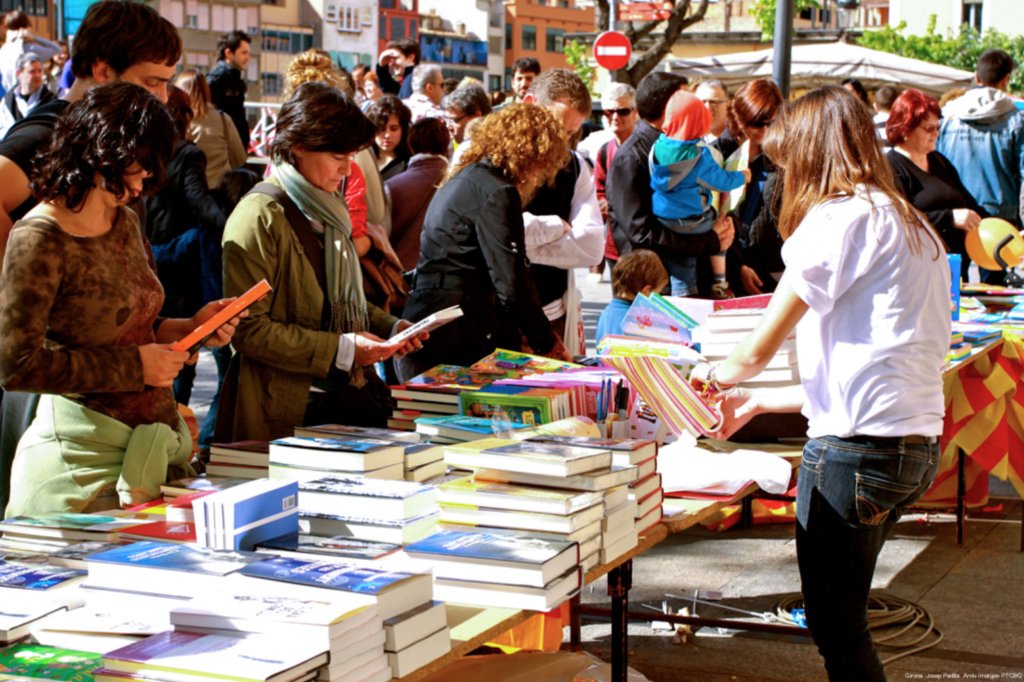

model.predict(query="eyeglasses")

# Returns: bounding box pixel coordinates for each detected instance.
[746,119,775,129]
[603,107,634,118]
[700,98,727,106]
[918,124,940,134]
[448,111,469,124]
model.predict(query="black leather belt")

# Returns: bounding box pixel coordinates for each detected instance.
[412,272,466,290]
[844,435,938,446]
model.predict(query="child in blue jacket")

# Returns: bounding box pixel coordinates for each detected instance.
[650,90,749,298]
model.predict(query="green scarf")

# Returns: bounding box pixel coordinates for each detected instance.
[271,162,368,336]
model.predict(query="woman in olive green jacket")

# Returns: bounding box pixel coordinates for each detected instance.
[218,83,423,443]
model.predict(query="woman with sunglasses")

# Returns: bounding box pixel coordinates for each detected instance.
[885,88,987,277]
[710,78,785,296]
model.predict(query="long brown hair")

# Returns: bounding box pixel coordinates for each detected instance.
[762,85,942,257]
[174,69,211,119]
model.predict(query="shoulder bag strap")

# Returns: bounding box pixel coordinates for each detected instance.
[249,182,327,294]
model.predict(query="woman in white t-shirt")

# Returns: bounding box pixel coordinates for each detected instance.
[694,86,950,682]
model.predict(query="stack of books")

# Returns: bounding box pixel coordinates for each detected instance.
[525,435,663,550]
[205,439,270,479]
[405,528,581,611]
[295,424,445,482]
[268,436,407,482]
[237,555,444,677]
[439,437,640,571]
[0,561,86,645]
[96,629,331,682]
[946,330,973,364]
[170,588,388,682]
[414,414,530,444]
[388,364,500,431]
[192,478,299,551]
[296,476,439,545]
[160,476,250,499]
[0,513,155,556]
[689,301,800,390]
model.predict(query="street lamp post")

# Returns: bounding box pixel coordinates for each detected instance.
[772,0,794,98]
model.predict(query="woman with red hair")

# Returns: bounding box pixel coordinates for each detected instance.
[886,88,986,274]
[711,78,785,296]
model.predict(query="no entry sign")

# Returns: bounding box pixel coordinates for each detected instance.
[593,31,632,71]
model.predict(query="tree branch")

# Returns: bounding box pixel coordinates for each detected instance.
[622,0,711,85]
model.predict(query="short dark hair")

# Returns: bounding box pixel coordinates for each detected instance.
[32,82,175,211]
[71,1,182,80]
[977,49,1015,87]
[636,72,687,122]
[512,57,541,75]
[269,82,376,166]
[217,30,251,61]
[874,85,900,109]
[387,38,420,64]
[612,249,668,300]
[443,84,492,118]
[4,10,30,31]
[217,167,261,211]
[407,118,451,156]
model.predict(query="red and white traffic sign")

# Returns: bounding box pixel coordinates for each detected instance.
[593,31,632,71]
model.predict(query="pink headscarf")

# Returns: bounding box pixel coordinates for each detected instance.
[662,90,712,141]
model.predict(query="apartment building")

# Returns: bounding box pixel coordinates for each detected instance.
[889,0,1022,35]
[260,0,316,99]
[418,1,504,90]
[319,0,378,70]
[504,0,594,89]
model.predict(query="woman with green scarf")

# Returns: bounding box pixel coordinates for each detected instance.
[218,82,424,442]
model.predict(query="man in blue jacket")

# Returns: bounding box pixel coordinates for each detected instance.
[938,49,1024,282]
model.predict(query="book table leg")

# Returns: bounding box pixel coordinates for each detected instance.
[608,559,633,682]
[957,448,966,547]
[568,593,582,651]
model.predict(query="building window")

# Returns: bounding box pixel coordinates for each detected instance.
[489,74,502,92]
[262,73,282,96]
[505,22,512,50]
[380,0,394,7]
[545,28,565,52]
[380,19,387,39]
[391,17,406,39]
[488,35,502,55]
[410,20,417,39]
[521,24,536,51]
[962,0,983,31]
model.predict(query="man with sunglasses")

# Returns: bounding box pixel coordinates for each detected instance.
[592,83,639,280]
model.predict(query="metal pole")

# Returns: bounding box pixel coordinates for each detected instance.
[772,0,794,98]
[610,0,617,31]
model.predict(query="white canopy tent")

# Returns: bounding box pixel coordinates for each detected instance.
[667,41,973,98]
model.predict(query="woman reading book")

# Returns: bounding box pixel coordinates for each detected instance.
[694,86,949,681]
[396,104,572,382]
[218,82,425,442]
[0,83,244,517]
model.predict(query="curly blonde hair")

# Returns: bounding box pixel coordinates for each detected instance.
[284,49,351,98]
[448,103,568,193]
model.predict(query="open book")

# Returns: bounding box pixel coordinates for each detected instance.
[390,305,463,347]
[171,279,272,353]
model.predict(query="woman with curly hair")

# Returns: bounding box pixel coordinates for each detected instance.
[365,95,412,181]
[396,104,573,381]
[0,82,242,516]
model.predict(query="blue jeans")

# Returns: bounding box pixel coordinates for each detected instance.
[658,212,721,296]
[795,435,939,682]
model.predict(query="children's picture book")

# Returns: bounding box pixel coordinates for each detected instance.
[399,365,501,394]
[0,643,103,679]
[459,390,552,426]
[601,355,721,438]
[470,349,581,378]
[620,293,698,344]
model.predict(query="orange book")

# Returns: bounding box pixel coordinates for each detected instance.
[171,279,272,353]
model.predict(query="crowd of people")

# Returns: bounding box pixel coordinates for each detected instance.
[0,3,1023,679]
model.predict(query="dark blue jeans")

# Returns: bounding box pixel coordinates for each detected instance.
[796,435,939,682]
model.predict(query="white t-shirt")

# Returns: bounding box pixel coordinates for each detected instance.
[781,187,951,438]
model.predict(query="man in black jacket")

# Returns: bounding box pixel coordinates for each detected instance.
[208,30,251,151]
[607,72,734,296]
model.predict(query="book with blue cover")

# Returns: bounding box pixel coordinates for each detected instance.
[415,415,530,441]
[85,541,266,597]
[0,560,85,590]
[297,476,436,521]
[194,478,299,551]
[239,555,432,619]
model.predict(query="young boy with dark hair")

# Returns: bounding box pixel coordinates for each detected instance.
[595,249,669,343]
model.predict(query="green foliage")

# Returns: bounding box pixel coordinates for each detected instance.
[857,16,1024,94]
[564,40,595,92]
[750,0,821,41]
